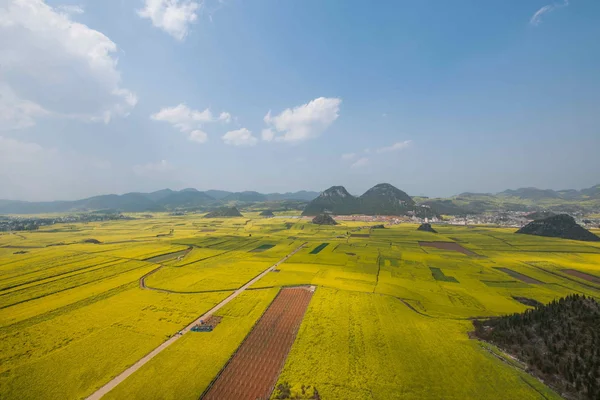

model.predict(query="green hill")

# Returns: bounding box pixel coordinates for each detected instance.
[301,186,360,216]
[516,214,600,242]
[203,206,243,218]
[302,183,436,217]
[358,183,415,215]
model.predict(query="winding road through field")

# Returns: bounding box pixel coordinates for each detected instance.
[86,242,307,400]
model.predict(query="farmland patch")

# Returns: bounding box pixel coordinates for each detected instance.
[250,244,275,253]
[561,269,600,285]
[202,287,314,400]
[430,267,459,283]
[309,243,329,254]
[351,233,370,238]
[419,241,479,256]
[493,267,543,284]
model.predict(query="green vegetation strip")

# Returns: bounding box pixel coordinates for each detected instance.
[250,244,276,253]
[309,243,329,254]
[429,267,459,283]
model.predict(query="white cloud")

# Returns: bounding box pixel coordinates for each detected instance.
[189,129,208,143]
[222,128,257,146]
[138,0,199,41]
[56,4,84,15]
[151,104,212,130]
[0,0,136,130]
[263,97,341,143]
[133,159,172,176]
[151,104,224,143]
[218,111,232,123]
[341,153,356,161]
[530,0,569,26]
[351,157,369,168]
[261,128,275,142]
[0,84,49,130]
[376,140,412,153]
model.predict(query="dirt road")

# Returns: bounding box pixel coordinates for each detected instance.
[86,242,307,400]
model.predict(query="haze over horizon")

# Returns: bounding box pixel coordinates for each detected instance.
[1,0,599,202]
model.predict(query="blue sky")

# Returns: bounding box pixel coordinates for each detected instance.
[1,0,599,200]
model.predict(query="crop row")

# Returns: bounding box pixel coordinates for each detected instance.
[203,287,313,400]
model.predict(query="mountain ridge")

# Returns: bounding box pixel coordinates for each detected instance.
[1,183,599,215]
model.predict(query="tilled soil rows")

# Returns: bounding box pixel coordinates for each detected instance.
[202,287,314,400]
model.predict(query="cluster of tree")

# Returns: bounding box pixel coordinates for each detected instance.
[273,382,321,399]
[473,294,600,399]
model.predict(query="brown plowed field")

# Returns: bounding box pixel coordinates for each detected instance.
[562,269,600,284]
[419,241,479,256]
[202,287,314,400]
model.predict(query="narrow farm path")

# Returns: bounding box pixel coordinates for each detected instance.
[85,242,307,400]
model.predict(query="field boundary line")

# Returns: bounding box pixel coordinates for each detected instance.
[85,242,307,400]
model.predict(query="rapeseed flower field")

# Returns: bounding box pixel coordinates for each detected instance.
[1,213,598,399]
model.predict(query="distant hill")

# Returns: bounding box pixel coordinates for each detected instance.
[417,223,437,233]
[0,188,315,214]
[203,206,243,218]
[301,186,361,216]
[155,191,215,208]
[311,214,338,225]
[2,183,599,215]
[499,187,560,201]
[266,191,320,201]
[516,214,600,242]
[302,183,436,217]
[259,210,274,216]
[204,190,233,200]
[417,183,600,215]
[581,184,600,198]
[359,183,415,215]
[223,191,267,202]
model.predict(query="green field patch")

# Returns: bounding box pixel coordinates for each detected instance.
[380,257,399,267]
[482,280,530,288]
[249,244,276,253]
[309,243,329,254]
[493,267,543,284]
[429,267,459,283]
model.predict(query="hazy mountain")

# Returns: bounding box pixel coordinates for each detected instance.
[266,191,320,201]
[581,184,600,198]
[204,190,233,200]
[1,183,598,215]
[499,187,560,201]
[155,191,215,208]
[222,191,267,202]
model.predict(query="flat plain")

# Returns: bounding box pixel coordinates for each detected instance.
[1,213,599,399]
